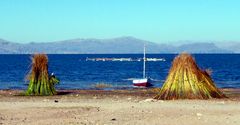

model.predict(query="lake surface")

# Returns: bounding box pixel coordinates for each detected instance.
[0,54,240,90]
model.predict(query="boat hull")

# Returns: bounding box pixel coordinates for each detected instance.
[133,78,152,87]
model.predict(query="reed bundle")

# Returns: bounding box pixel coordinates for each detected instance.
[154,53,226,100]
[25,54,59,96]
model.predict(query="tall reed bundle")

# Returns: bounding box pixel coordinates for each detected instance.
[25,54,59,96]
[154,53,226,100]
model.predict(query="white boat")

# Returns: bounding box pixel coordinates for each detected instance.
[133,44,152,87]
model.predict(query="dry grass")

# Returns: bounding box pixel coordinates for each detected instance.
[92,83,112,89]
[25,54,58,96]
[154,53,226,100]
[27,54,49,80]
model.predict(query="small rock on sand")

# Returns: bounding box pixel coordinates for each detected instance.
[111,118,116,121]
[43,99,49,102]
[140,98,158,103]
[217,101,225,104]
[196,113,202,117]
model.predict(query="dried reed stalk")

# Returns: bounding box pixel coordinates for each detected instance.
[154,53,226,100]
[25,54,59,95]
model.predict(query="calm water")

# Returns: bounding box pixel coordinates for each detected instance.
[0,54,240,90]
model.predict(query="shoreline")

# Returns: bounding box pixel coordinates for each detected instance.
[1,88,240,96]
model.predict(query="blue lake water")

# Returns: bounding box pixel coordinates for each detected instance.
[0,54,240,90]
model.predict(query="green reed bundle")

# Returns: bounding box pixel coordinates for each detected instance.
[154,53,226,100]
[25,54,59,96]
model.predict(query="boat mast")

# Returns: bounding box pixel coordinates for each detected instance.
[143,44,146,78]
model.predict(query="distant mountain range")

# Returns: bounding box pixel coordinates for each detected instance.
[0,37,238,54]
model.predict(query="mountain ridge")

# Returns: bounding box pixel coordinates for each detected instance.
[0,37,237,54]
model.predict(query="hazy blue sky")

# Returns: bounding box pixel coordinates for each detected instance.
[0,0,240,43]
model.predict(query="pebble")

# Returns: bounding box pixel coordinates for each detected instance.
[196,113,202,117]
[158,100,164,103]
[43,99,49,102]
[140,98,158,103]
[54,100,59,103]
[96,107,100,112]
[111,118,116,121]
[217,101,225,104]
[0,117,4,120]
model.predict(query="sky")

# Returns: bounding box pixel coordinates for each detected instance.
[0,0,240,43]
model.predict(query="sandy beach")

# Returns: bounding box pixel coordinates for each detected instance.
[0,89,240,125]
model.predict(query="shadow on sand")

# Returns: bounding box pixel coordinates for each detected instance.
[57,91,73,95]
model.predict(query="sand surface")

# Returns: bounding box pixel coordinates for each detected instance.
[0,89,240,125]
